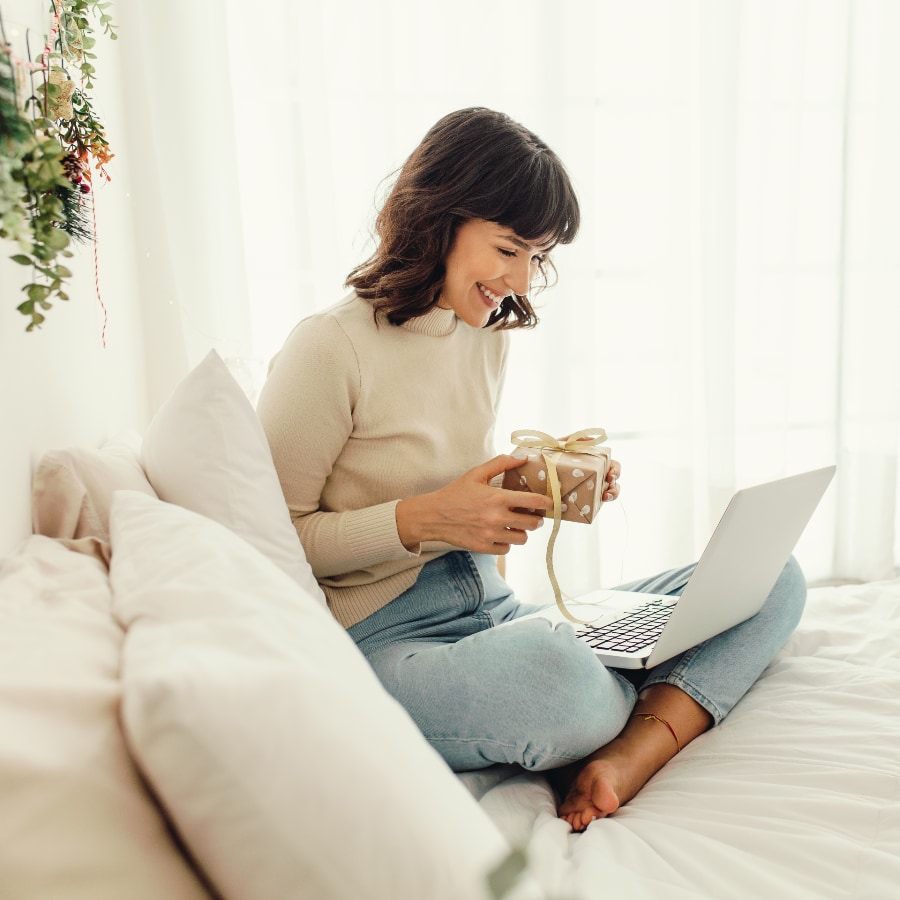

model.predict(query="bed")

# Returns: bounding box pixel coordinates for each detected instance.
[461,574,900,899]
[1,350,897,900]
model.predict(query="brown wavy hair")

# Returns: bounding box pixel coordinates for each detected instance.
[345,108,580,329]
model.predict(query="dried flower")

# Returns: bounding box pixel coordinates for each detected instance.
[47,68,75,119]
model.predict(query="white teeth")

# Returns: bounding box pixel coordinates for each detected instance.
[479,284,502,303]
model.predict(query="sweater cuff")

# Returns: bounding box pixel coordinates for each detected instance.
[342,500,420,565]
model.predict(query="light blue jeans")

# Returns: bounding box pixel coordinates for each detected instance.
[348,551,806,772]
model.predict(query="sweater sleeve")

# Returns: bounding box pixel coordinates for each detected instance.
[256,313,417,578]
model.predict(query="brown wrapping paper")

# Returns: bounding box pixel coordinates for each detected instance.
[502,445,610,524]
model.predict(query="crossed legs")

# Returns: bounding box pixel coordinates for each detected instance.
[352,552,807,831]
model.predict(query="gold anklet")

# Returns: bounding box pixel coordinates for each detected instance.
[632,713,682,752]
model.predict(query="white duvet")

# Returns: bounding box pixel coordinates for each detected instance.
[461,579,900,899]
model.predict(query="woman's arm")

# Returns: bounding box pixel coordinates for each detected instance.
[257,314,416,578]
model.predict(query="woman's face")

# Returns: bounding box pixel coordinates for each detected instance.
[438,219,554,328]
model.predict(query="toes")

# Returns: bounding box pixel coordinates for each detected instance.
[560,803,603,832]
[573,812,599,832]
[557,791,583,818]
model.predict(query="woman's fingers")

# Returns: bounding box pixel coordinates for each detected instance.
[473,453,533,482]
[509,510,545,531]
[603,458,622,502]
[470,454,555,516]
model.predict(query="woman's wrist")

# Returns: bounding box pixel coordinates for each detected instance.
[395,495,427,552]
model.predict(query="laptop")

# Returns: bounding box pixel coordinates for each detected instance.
[512,466,836,670]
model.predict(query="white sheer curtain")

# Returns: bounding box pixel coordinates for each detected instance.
[126,0,899,601]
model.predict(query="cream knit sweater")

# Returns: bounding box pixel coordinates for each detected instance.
[257,293,509,628]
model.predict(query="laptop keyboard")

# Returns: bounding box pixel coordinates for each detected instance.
[576,598,676,653]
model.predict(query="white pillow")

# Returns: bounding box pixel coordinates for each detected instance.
[141,349,324,604]
[109,490,525,900]
[0,536,212,900]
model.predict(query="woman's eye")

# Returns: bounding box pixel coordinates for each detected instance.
[498,247,547,264]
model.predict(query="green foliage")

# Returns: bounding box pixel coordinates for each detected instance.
[1,53,74,329]
[0,0,116,331]
[58,1,118,93]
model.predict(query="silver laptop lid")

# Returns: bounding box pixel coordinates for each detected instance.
[644,465,836,668]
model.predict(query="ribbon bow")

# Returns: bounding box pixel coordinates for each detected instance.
[509,428,609,624]
[510,428,609,456]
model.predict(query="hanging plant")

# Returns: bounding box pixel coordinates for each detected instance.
[0,0,116,331]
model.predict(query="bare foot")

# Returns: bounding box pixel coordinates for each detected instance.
[555,685,714,832]
[557,758,624,831]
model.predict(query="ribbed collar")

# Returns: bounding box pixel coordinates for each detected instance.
[400,305,459,337]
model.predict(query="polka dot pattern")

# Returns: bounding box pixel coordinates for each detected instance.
[501,447,610,524]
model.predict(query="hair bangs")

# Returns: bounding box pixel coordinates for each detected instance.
[494,151,580,248]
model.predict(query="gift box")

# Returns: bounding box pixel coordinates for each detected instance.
[501,430,611,525]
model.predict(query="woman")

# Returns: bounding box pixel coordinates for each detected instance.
[257,108,806,832]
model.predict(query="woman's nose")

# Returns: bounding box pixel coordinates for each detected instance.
[503,257,532,296]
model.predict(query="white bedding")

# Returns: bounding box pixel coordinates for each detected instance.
[5,349,897,899]
[462,578,900,899]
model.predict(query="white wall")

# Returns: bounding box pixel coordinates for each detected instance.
[0,0,149,554]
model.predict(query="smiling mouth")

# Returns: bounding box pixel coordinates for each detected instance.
[477,283,506,307]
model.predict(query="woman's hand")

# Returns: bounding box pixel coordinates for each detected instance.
[603,458,622,503]
[560,433,621,504]
[395,455,553,555]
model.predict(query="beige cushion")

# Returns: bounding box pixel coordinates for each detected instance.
[0,536,211,899]
[110,490,521,900]
[31,434,156,564]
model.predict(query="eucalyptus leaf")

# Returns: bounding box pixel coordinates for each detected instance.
[44,229,70,251]
[27,284,52,304]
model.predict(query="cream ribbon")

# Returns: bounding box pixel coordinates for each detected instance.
[509,428,609,624]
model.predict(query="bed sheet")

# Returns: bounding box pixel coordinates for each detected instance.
[461,579,900,899]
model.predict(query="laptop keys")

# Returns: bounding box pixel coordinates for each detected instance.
[576,598,675,651]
